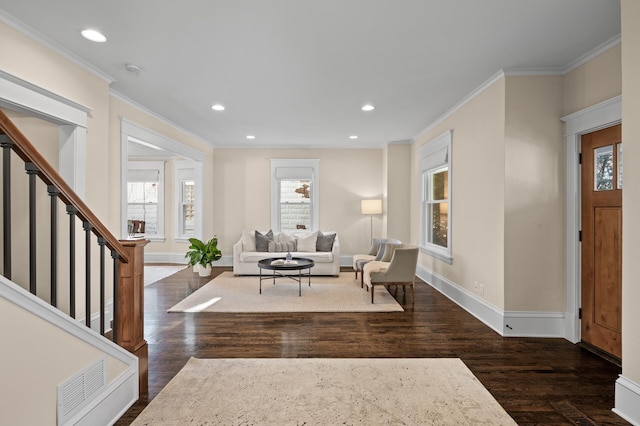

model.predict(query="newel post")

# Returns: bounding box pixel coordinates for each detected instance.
[116,238,149,395]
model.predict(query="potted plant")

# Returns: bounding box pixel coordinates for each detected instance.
[185,236,222,277]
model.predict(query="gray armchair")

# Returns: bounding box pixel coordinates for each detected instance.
[363,245,419,304]
[352,238,401,287]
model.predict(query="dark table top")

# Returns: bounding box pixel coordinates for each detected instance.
[258,257,315,271]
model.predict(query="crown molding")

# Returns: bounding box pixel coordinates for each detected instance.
[414,69,505,140]
[414,32,622,142]
[110,89,213,148]
[0,10,115,84]
[503,68,564,76]
[563,34,621,75]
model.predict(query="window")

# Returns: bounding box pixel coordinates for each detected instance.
[419,130,452,263]
[175,160,203,240]
[121,119,205,241]
[271,159,319,232]
[127,161,165,240]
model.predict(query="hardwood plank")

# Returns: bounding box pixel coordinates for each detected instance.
[116,267,628,425]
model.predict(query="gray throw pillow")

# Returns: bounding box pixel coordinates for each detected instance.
[255,229,274,252]
[316,231,336,252]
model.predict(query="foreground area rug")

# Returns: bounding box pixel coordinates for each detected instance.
[144,264,186,286]
[131,358,516,425]
[168,271,404,313]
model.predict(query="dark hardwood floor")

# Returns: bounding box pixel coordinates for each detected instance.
[116,267,627,425]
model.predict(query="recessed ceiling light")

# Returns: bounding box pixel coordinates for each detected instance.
[246,135,256,139]
[125,63,141,73]
[211,104,225,111]
[81,29,107,43]
[349,135,358,139]
[361,104,375,112]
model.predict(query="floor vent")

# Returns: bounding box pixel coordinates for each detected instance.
[57,357,107,425]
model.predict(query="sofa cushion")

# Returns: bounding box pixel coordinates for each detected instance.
[240,251,334,263]
[268,240,297,252]
[296,231,318,252]
[316,231,336,252]
[278,232,296,244]
[255,229,274,252]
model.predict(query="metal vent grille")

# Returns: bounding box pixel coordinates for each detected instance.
[57,357,106,425]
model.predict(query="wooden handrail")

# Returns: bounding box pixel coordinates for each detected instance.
[0,109,128,263]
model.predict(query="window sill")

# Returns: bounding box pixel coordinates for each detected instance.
[419,246,453,265]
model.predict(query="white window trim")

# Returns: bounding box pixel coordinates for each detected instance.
[120,118,205,241]
[174,160,203,242]
[270,159,319,232]
[127,161,165,241]
[419,130,453,264]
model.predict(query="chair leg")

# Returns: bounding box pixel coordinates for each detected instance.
[354,270,358,279]
[371,286,374,303]
[361,273,364,288]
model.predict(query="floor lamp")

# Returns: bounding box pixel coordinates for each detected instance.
[361,199,382,243]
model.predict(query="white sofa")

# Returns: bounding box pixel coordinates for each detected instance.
[233,230,340,276]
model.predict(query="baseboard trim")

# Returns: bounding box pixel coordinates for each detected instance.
[416,266,503,335]
[416,266,569,339]
[614,375,640,425]
[503,311,566,338]
[144,252,233,267]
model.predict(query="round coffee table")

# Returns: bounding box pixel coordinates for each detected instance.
[257,257,315,296]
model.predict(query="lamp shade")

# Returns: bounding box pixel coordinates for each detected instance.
[361,199,382,215]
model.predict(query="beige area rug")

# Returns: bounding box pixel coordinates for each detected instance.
[131,358,516,425]
[167,272,404,313]
[144,264,186,286]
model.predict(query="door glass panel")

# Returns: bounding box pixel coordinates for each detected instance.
[594,145,613,191]
[617,143,623,189]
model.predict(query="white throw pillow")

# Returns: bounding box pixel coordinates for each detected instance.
[241,231,256,252]
[278,232,296,244]
[296,231,318,252]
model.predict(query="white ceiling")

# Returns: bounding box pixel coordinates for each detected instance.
[0,1,620,149]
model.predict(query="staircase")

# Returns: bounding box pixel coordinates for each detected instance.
[0,108,145,425]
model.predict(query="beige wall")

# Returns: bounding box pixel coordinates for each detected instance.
[621,0,640,386]
[0,21,112,230]
[0,111,61,300]
[412,79,507,309]
[563,43,622,116]
[108,96,215,257]
[504,76,565,311]
[385,144,412,243]
[0,22,115,316]
[213,148,383,257]
[0,297,128,425]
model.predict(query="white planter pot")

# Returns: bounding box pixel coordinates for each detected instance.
[193,263,212,277]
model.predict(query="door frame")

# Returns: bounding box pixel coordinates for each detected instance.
[561,95,621,343]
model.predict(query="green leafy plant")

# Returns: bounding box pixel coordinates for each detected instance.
[185,236,222,267]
